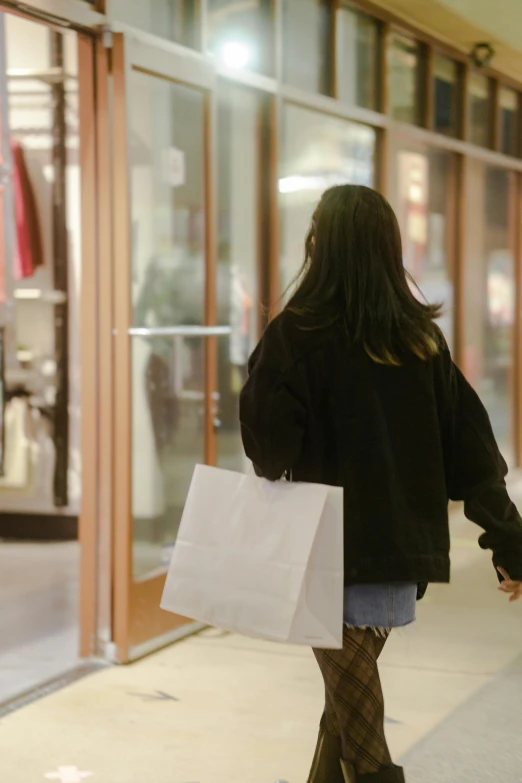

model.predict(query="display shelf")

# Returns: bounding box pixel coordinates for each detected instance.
[14,289,67,304]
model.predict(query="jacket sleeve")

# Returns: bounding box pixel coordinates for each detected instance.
[439,349,522,580]
[239,334,306,481]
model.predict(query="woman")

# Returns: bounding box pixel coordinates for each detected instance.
[239,185,522,783]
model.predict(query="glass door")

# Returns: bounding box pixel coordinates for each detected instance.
[110,32,223,662]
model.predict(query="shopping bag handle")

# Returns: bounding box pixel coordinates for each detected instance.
[246,462,293,483]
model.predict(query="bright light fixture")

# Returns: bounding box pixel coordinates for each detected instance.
[219,41,252,70]
[279,175,325,194]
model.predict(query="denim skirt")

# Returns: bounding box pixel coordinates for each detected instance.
[343,582,417,633]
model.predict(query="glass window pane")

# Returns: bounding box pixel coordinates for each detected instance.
[390,148,455,351]
[464,163,515,460]
[468,72,492,147]
[282,0,330,93]
[388,34,420,124]
[130,71,206,578]
[336,3,380,110]
[500,86,519,156]
[206,0,271,74]
[216,83,260,472]
[433,54,458,136]
[279,104,376,294]
[109,0,197,47]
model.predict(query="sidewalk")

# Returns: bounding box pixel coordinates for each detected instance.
[2,503,522,783]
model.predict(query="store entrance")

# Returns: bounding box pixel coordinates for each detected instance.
[88,28,264,663]
[0,11,82,704]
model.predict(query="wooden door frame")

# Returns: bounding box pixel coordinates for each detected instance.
[78,31,116,658]
[514,171,522,467]
[78,32,98,658]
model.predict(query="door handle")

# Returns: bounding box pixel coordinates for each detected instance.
[128,326,232,338]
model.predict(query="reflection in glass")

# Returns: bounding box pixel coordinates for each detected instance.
[464,162,515,460]
[131,335,205,579]
[279,104,375,295]
[130,70,206,579]
[336,3,380,110]
[110,0,197,47]
[500,87,519,157]
[282,0,330,93]
[388,34,420,124]
[390,148,455,351]
[433,55,458,136]
[206,0,271,74]
[216,83,260,472]
[468,72,491,147]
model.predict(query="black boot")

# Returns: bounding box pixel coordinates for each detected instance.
[307,716,345,783]
[356,765,405,782]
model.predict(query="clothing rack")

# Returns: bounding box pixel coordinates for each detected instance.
[0,35,70,508]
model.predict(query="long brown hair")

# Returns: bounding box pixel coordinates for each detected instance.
[286,185,442,366]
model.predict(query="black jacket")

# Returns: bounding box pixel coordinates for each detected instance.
[240,311,522,592]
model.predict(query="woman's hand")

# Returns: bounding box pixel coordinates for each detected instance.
[497,568,522,602]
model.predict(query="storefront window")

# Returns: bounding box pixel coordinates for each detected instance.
[336,3,380,110]
[279,104,375,295]
[389,147,455,351]
[216,83,260,472]
[468,72,492,148]
[388,34,420,124]
[433,54,459,136]
[206,0,271,74]
[499,86,519,157]
[109,0,198,48]
[0,12,81,702]
[282,0,330,94]
[464,162,515,460]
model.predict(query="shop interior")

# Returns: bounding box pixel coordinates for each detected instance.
[0,11,81,705]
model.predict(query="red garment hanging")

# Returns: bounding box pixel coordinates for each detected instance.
[0,187,5,302]
[11,138,44,279]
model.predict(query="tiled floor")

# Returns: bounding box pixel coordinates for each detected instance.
[1,494,522,781]
[0,541,80,703]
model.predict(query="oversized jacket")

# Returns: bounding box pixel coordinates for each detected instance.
[239,310,522,593]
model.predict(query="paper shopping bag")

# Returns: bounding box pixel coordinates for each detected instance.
[161,464,344,648]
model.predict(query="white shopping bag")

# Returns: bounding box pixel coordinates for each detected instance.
[161,464,344,648]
